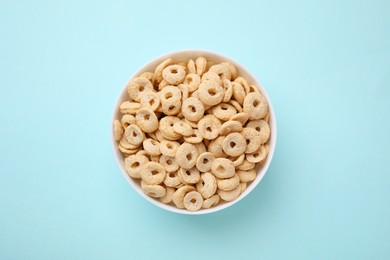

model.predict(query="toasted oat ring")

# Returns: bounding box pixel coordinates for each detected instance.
[217,174,240,191]
[243,92,268,120]
[195,56,207,76]
[246,120,270,144]
[121,114,136,128]
[124,124,144,146]
[198,115,222,140]
[228,100,243,113]
[164,171,181,187]
[183,129,203,144]
[140,92,160,112]
[160,140,180,157]
[153,58,173,84]
[183,191,204,211]
[162,64,186,85]
[113,120,124,141]
[222,133,246,157]
[202,194,220,209]
[230,154,245,167]
[209,63,232,81]
[222,79,233,102]
[221,62,238,80]
[139,71,154,82]
[173,121,194,136]
[196,172,217,199]
[172,185,196,209]
[120,101,141,115]
[183,73,201,92]
[118,145,138,155]
[240,182,247,194]
[161,97,181,116]
[159,187,175,204]
[182,97,205,122]
[218,184,241,202]
[211,103,237,121]
[124,154,149,178]
[211,158,235,178]
[142,138,161,156]
[175,142,199,169]
[230,112,249,125]
[246,145,267,163]
[219,121,243,136]
[159,155,179,172]
[159,116,182,140]
[232,82,246,105]
[201,72,222,86]
[127,77,154,102]
[248,84,260,94]
[140,161,166,185]
[178,167,200,184]
[237,159,255,170]
[208,136,227,158]
[237,169,257,183]
[120,135,140,150]
[141,181,166,198]
[178,84,189,103]
[241,127,262,153]
[187,59,196,74]
[135,108,158,133]
[196,152,215,173]
[160,86,181,103]
[234,76,250,94]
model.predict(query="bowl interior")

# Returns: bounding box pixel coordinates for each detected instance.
[112,50,277,215]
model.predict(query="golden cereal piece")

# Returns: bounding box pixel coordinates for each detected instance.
[160,140,180,157]
[162,64,186,85]
[119,135,140,150]
[113,119,124,141]
[211,158,235,178]
[161,97,181,116]
[139,71,154,82]
[195,56,207,76]
[246,145,267,163]
[230,112,249,125]
[237,159,255,170]
[240,182,247,194]
[158,116,182,140]
[182,97,205,122]
[198,81,224,106]
[178,167,200,184]
[153,58,173,84]
[140,161,166,185]
[196,152,215,173]
[142,138,161,156]
[222,133,246,157]
[173,121,194,136]
[208,136,227,158]
[172,185,195,209]
[125,124,145,146]
[246,120,270,144]
[198,114,222,140]
[241,127,262,153]
[237,169,256,183]
[217,174,240,191]
[121,114,136,128]
[187,59,196,74]
[135,108,159,133]
[141,181,166,198]
[127,77,154,102]
[219,121,243,136]
[230,154,245,167]
[164,171,181,188]
[195,142,207,155]
[234,76,250,94]
[118,145,138,155]
[158,79,169,90]
[201,72,222,86]
[159,187,175,204]
[159,155,179,172]
[140,92,160,112]
[208,63,232,81]
[232,82,246,105]
[222,79,233,102]
[196,172,217,199]
[183,191,204,211]
[218,184,241,202]
[183,73,201,92]
[202,194,220,209]
[183,129,203,144]
[228,100,243,113]
[175,142,199,169]
[243,92,268,120]
[221,62,238,80]
[211,103,237,121]
[124,154,149,178]
[120,101,141,115]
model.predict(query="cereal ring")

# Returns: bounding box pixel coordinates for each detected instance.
[230,154,245,167]
[221,62,238,80]
[222,79,233,102]
[182,97,205,122]
[246,145,267,163]
[183,191,204,211]
[178,167,200,184]
[120,135,140,150]
[159,187,175,204]
[141,181,166,198]
[183,73,201,92]
[211,103,237,121]
[164,171,182,187]
[178,83,189,103]
[208,63,232,81]
[140,161,166,185]
[173,121,194,136]
[158,79,169,90]
[234,76,250,94]
[139,71,154,82]
[228,100,243,112]
[160,86,181,103]
[159,116,182,140]
[232,82,246,105]
[201,72,222,86]
[142,139,161,156]
[195,152,214,173]
[241,127,262,153]
[172,185,195,209]
[120,101,141,115]
[121,114,136,128]
[183,129,203,144]
[113,119,124,141]
[196,172,217,199]
[202,194,220,209]
[222,133,246,157]
[243,92,268,120]
[124,154,149,178]
[118,145,138,155]
[246,120,270,144]
[187,59,196,74]
[195,56,207,76]
[248,84,260,94]
[155,129,165,142]
[162,65,186,85]
[153,58,173,84]
[140,92,160,112]
[161,97,181,116]
[211,158,235,178]
[208,136,227,158]
[175,142,199,169]
[198,115,222,140]
[160,140,180,157]
[125,124,145,146]
[237,159,255,170]
[240,182,247,194]
[217,174,240,191]
[195,142,207,155]
[219,121,243,135]
[237,169,256,183]
[218,184,241,202]
[127,77,154,102]
[230,112,249,125]
[135,108,159,133]
[159,155,179,172]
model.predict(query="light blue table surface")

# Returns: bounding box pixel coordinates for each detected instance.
[1,0,389,259]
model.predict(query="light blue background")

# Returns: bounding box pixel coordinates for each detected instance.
[1,0,389,259]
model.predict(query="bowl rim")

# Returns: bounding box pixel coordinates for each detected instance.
[111,49,277,215]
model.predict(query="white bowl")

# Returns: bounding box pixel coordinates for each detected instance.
[112,49,277,215]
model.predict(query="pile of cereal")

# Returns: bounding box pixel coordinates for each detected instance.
[113,57,271,211]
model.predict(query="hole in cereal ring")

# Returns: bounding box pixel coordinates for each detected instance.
[168,105,175,110]
[253,100,259,107]
[221,106,228,110]
[203,158,209,164]
[151,170,159,175]
[230,142,236,148]
[206,127,212,132]
[189,105,196,113]
[167,144,173,149]
[167,160,172,165]
[131,162,140,168]
[139,85,145,92]
[255,127,261,132]
[216,165,224,175]
[151,140,158,145]
[208,89,216,96]
[132,131,137,137]
[169,122,174,127]
[186,170,191,176]
[149,192,156,196]
[246,139,250,145]
[187,77,193,83]
[149,99,155,106]
[190,198,196,203]
[172,69,177,74]
[202,181,205,186]
[144,114,150,120]
[253,153,259,158]
[165,92,173,99]
[186,153,193,161]
[169,173,175,178]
